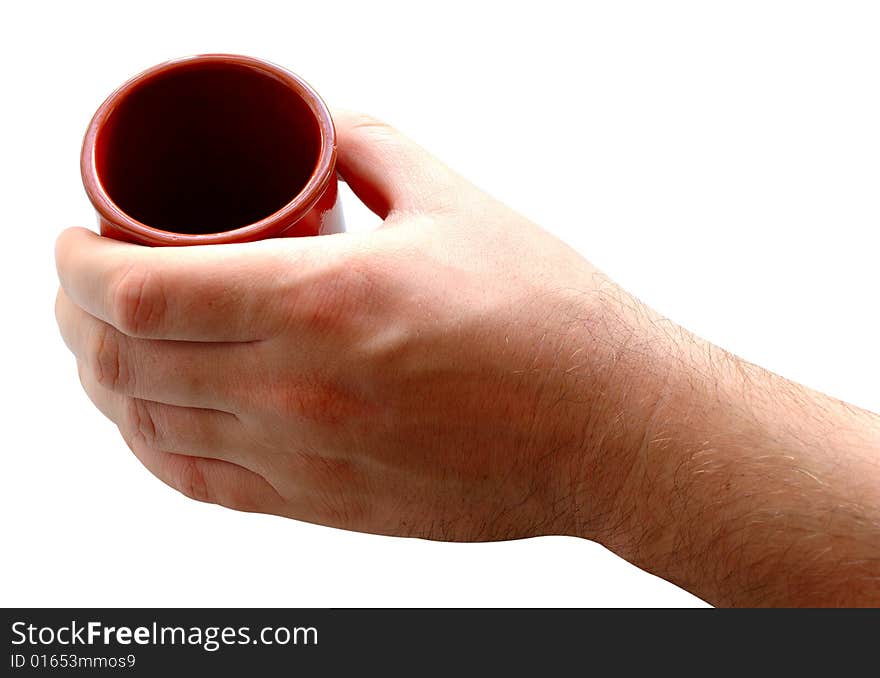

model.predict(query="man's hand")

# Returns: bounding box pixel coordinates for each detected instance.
[56,112,880,606]
[55,112,634,542]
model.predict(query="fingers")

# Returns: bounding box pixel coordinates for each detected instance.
[78,361,349,522]
[131,443,287,514]
[333,110,464,218]
[57,288,254,411]
[55,227,329,342]
[76,361,254,468]
[77,361,308,519]
[76,350,289,515]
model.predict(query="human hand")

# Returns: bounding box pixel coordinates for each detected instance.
[55,112,880,605]
[55,112,642,542]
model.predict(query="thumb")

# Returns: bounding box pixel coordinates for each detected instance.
[332,111,463,219]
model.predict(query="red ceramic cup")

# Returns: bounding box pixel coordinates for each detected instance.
[81,54,343,246]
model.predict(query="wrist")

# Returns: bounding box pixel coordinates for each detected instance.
[549,283,738,573]
[542,280,678,545]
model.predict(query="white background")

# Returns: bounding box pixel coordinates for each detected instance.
[1,1,877,607]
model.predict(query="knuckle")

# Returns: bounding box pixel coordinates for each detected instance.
[89,322,129,391]
[173,458,247,511]
[122,435,218,507]
[296,249,386,332]
[111,264,166,336]
[271,377,365,425]
[176,457,212,504]
[125,398,161,449]
[346,113,395,135]
[337,248,387,295]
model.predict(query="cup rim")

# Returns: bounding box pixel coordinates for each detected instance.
[81,53,336,246]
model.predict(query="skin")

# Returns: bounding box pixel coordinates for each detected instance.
[55,112,880,607]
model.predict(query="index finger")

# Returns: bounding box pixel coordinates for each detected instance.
[55,227,318,341]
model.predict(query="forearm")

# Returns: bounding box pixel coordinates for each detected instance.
[573,286,880,606]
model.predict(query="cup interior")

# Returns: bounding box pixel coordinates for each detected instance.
[94,60,322,235]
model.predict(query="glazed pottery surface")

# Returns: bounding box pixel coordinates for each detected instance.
[81,54,343,246]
